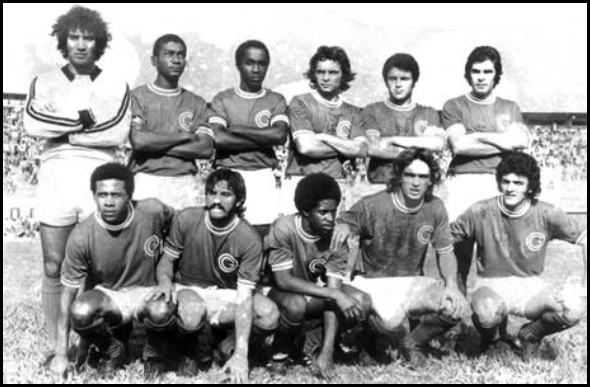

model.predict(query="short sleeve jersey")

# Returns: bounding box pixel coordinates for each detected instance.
[338,191,454,277]
[451,197,586,277]
[61,199,174,290]
[163,208,263,290]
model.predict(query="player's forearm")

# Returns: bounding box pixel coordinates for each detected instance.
[23,113,83,138]
[437,250,461,289]
[68,117,131,148]
[320,309,338,358]
[319,135,368,158]
[367,138,403,159]
[228,124,288,146]
[214,128,263,151]
[55,287,77,357]
[449,134,502,156]
[156,255,175,287]
[234,289,253,357]
[320,277,341,356]
[386,136,445,152]
[276,272,341,301]
[130,127,193,152]
[24,91,84,137]
[478,131,529,151]
[166,135,214,159]
[295,136,339,158]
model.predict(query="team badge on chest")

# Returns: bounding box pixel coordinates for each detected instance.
[218,253,239,273]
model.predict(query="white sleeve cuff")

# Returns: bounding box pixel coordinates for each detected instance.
[209,116,227,128]
[292,130,315,141]
[271,114,290,126]
[271,261,294,272]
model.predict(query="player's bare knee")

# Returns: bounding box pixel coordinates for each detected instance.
[70,294,101,329]
[43,260,62,279]
[280,294,307,323]
[370,313,403,334]
[143,297,176,329]
[561,307,582,327]
[254,295,279,330]
[471,294,505,328]
[349,289,372,315]
[177,291,206,331]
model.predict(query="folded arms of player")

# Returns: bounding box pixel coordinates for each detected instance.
[130,118,214,160]
[446,122,530,156]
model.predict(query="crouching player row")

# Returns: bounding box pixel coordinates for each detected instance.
[49,151,585,380]
[49,165,370,382]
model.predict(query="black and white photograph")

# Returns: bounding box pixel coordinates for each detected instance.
[3,3,587,384]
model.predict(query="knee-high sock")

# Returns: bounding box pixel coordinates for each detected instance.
[520,311,574,342]
[272,314,302,360]
[472,314,499,346]
[408,314,459,347]
[143,315,177,363]
[42,275,62,350]
[454,240,475,296]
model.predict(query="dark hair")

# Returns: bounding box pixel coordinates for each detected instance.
[52,5,111,61]
[464,46,503,86]
[206,169,247,216]
[382,53,420,83]
[235,39,270,66]
[496,152,541,200]
[387,148,441,201]
[305,46,356,92]
[294,173,341,213]
[152,34,187,57]
[90,163,134,197]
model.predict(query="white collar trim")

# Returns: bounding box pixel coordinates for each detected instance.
[235,86,266,99]
[95,203,135,231]
[465,92,496,105]
[205,212,240,236]
[311,90,343,108]
[148,82,181,97]
[391,192,424,214]
[497,196,531,218]
[385,100,416,112]
[296,215,320,243]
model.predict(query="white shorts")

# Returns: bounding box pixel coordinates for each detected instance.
[473,277,550,318]
[133,173,203,210]
[473,276,586,319]
[280,176,352,216]
[37,157,109,226]
[95,285,155,324]
[175,284,241,327]
[257,285,314,303]
[234,168,280,226]
[349,276,441,330]
[444,173,498,221]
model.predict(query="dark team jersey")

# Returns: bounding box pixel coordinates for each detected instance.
[163,208,263,289]
[265,214,348,283]
[338,190,454,277]
[361,101,444,184]
[210,87,289,170]
[442,94,525,175]
[451,196,587,277]
[61,199,174,290]
[128,83,215,176]
[286,91,364,179]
